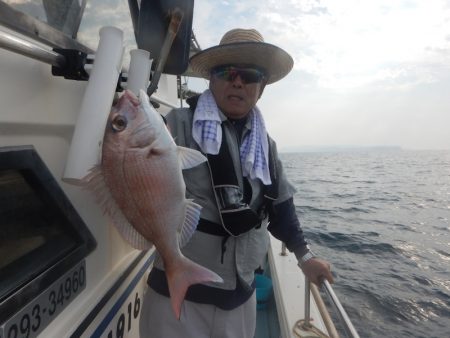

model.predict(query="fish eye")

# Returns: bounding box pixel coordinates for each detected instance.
[111,115,127,132]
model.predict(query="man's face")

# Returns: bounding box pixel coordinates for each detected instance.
[209,65,267,119]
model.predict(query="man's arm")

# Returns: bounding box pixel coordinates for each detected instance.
[268,197,334,285]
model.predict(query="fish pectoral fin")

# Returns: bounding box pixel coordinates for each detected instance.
[177,146,207,170]
[178,199,202,247]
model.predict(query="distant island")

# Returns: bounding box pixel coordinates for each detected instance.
[279,145,403,153]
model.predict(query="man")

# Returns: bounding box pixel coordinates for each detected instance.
[139,28,333,338]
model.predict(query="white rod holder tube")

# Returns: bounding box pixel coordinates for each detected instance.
[127,49,152,95]
[63,26,124,183]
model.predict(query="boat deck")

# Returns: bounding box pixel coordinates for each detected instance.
[255,274,281,338]
[254,237,330,338]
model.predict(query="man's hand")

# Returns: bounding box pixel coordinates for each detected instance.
[300,257,334,286]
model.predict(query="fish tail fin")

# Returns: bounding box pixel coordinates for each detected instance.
[166,257,223,320]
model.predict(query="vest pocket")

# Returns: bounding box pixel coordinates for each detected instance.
[221,207,262,236]
[215,185,262,236]
[236,224,270,285]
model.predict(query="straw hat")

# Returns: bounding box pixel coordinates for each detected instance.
[190,28,293,84]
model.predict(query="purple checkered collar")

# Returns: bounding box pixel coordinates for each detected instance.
[192,90,271,185]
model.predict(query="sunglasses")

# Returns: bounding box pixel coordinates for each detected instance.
[211,65,266,84]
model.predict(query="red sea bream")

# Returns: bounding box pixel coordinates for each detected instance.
[81,89,222,319]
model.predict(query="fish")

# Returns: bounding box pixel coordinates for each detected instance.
[80,89,223,319]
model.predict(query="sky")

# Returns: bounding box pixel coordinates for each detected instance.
[185,0,450,151]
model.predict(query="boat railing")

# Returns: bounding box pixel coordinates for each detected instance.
[321,280,360,338]
[281,243,360,338]
[0,29,65,68]
[0,28,179,110]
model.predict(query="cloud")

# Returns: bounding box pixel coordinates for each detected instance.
[76,1,136,66]
[192,0,450,91]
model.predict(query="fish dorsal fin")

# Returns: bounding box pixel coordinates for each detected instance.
[178,199,202,247]
[81,166,153,250]
[177,146,207,170]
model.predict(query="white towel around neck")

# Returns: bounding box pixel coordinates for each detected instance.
[192,90,271,185]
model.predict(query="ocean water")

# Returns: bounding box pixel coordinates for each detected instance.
[280,149,450,338]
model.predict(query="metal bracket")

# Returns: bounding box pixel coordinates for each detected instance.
[51,48,126,92]
[51,48,90,80]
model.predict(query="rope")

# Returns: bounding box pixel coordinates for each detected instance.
[293,319,330,338]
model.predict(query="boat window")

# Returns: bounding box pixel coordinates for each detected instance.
[0,146,96,321]
[2,0,85,38]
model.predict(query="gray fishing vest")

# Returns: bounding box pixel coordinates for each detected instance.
[154,106,289,290]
